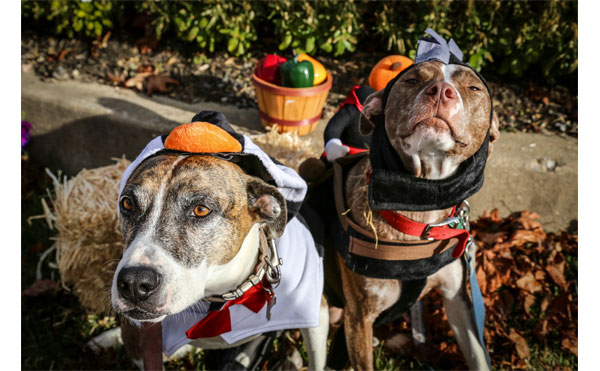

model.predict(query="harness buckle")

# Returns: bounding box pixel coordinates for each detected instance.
[422,216,461,240]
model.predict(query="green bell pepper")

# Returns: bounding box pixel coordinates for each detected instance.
[280,58,314,88]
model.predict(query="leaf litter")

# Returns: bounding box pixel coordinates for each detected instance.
[409,209,577,369]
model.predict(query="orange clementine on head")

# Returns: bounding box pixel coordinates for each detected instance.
[368,55,414,91]
[164,122,242,153]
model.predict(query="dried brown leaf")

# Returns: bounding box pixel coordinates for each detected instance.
[546,264,568,290]
[490,209,500,222]
[124,72,151,91]
[534,269,546,281]
[106,71,126,85]
[561,337,578,356]
[523,293,536,315]
[508,328,530,359]
[477,231,508,245]
[136,64,154,74]
[516,272,543,294]
[540,294,552,312]
[145,74,180,96]
[510,229,544,246]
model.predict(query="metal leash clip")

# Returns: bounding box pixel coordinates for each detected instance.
[422,216,461,240]
[264,238,283,286]
[456,200,471,231]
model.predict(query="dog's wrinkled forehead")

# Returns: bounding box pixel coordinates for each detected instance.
[385,61,489,104]
[380,28,492,121]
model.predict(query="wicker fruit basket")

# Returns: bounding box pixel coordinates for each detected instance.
[251,71,333,136]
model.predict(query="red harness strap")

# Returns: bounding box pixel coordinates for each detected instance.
[339,85,364,112]
[186,282,273,339]
[377,210,469,258]
[366,171,469,258]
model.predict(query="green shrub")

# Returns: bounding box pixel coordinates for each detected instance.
[371,0,577,80]
[139,0,257,56]
[267,0,362,56]
[22,0,122,39]
[21,0,577,81]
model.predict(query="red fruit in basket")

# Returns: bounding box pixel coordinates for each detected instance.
[256,54,287,85]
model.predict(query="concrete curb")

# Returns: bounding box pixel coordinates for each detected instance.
[21,71,577,232]
[469,132,577,233]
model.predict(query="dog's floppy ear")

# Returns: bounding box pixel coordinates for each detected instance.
[247,179,287,239]
[487,112,500,157]
[359,90,385,136]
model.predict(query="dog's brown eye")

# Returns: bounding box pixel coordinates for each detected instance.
[193,205,211,217]
[405,78,418,84]
[121,197,134,211]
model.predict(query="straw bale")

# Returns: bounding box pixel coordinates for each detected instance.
[250,125,320,171]
[42,158,130,314]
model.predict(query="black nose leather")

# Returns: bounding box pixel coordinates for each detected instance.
[117,266,162,303]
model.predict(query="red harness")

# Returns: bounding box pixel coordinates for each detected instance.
[366,171,469,258]
[377,209,469,258]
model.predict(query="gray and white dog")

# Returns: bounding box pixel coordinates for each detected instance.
[94,114,328,370]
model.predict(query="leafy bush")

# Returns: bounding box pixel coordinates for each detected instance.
[21,0,577,80]
[22,0,122,39]
[139,0,257,56]
[371,0,577,80]
[266,0,362,56]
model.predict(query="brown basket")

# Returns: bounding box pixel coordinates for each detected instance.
[252,71,333,136]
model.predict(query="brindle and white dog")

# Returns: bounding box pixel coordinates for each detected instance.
[337,59,499,370]
[107,133,328,370]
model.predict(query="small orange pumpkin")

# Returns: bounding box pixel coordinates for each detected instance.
[368,55,414,91]
[164,122,242,153]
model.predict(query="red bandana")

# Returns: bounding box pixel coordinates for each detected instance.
[186,283,273,339]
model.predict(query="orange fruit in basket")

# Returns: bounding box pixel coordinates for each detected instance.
[298,53,327,85]
[368,55,414,91]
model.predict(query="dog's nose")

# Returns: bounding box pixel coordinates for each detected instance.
[117,266,162,303]
[425,82,457,101]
